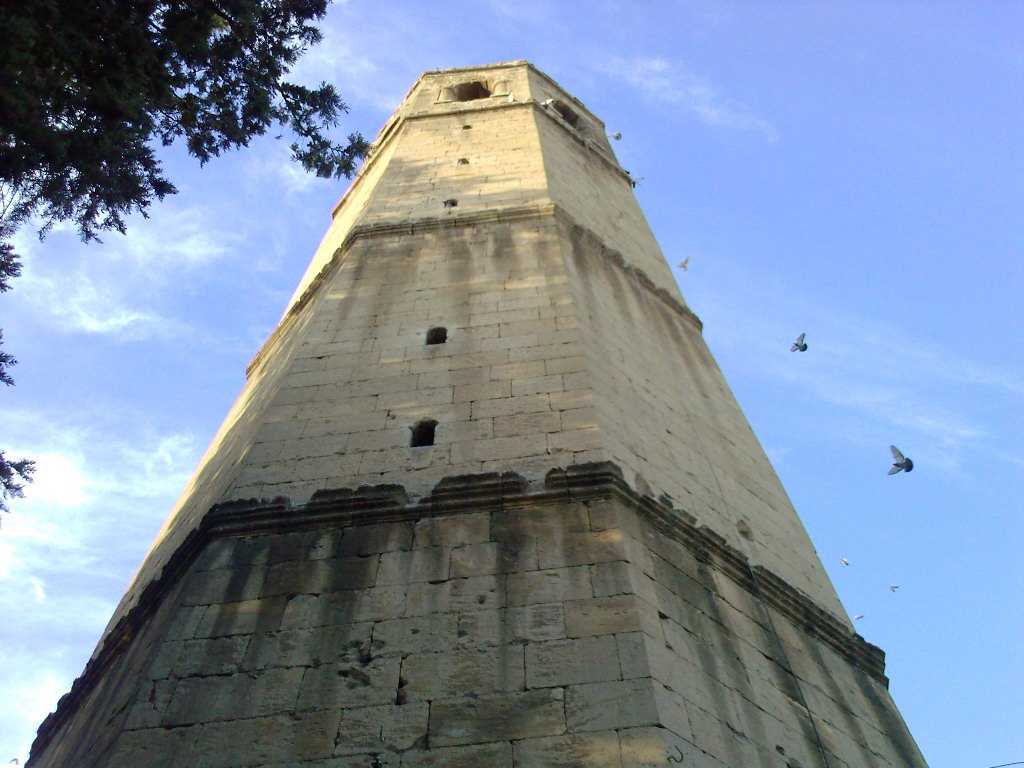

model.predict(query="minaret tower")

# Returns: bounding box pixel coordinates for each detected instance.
[30,62,927,768]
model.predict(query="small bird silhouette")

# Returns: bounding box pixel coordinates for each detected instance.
[840,558,850,567]
[854,614,865,620]
[889,585,899,592]
[609,131,623,141]
[888,445,914,474]
[678,256,690,271]
[790,332,807,352]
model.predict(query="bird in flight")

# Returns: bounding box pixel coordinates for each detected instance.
[840,558,850,566]
[854,614,865,620]
[790,332,808,352]
[889,585,899,592]
[678,256,690,271]
[888,445,914,474]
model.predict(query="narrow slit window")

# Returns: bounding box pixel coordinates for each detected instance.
[410,420,437,447]
[426,327,448,345]
[457,158,469,165]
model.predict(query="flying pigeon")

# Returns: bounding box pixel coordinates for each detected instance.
[678,256,690,271]
[790,333,808,352]
[889,585,899,592]
[853,614,864,620]
[888,445,914,474]
[840,558,850,567]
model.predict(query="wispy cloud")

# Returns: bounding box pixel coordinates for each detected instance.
[11,203,238,340]
[690,254,1022,473]
[0,411,202,763]
[600,56,778,142]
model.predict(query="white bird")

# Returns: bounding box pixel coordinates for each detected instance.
[678,256,690,271]
[790,332,808,352]
[840,558,850,566]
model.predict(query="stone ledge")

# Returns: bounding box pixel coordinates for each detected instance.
[30,461,886,763]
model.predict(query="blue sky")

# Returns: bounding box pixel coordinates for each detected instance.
[2,2,1021,765]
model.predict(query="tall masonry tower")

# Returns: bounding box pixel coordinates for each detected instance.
[31,62,927,768]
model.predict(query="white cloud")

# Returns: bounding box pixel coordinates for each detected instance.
[10,202,240,340]
[600,56,778,142]
[0,411,203,763]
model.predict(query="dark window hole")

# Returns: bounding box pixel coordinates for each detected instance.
[411,420,437,447]
[426,327,448,345]
[443,198,458,208]
[457,158,469,165]
[450,81,491,101]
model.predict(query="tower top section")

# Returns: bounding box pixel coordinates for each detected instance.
[283,60,680,317]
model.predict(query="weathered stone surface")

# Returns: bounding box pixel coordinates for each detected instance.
[537,529,628,569]
[404,575,500,615]
[172,635,251,677]
[372,613,458,655]
[162,667,305,726]
[457,603,566,647]
[261,555,379,596]
[449,541,500,578]
[526,635,620,688]
[377,547,449,585]
[333,702,429,755]
[400,742,514,767]
[618,727,701,768]
[296,655,401,710]
[566,678,660,732]
[243,622,373,669]
[564,594,658,638]
[506,566,591,606]
[281,586,407,629]
[491,504,590,542]
[195,596,287,638]
[512,731,623,767]
[429,688,566,746]
[106,725,198,768]
[337,522,413,556]
[412,512,489,548]
[181,566,267,606]
[402,645,524,701]
[189,710,339,767]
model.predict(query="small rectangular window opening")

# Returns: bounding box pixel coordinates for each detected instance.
[426,327,448,345]
[411,420,438,447]
[451,81,491,101]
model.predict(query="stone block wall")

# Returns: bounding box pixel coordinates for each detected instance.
[31,473,925,768]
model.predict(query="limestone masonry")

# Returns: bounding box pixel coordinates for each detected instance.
[29,62,928,767]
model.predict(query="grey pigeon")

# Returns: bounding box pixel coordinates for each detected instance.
[790,332,807,352]
[889,585,899,592]
[888,445,914,474]
[678,256,690,271]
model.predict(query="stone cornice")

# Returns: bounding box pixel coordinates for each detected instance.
[30,462,887,763]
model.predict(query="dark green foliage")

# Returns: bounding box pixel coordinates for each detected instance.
[0,449,35,517]
[0,0,367,518]
[0,0,368,242]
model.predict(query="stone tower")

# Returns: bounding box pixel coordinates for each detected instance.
[30,62,927,768]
